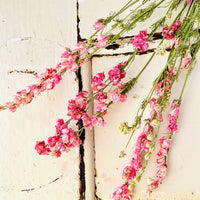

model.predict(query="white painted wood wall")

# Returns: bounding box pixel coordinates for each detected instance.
[0,0,200,199]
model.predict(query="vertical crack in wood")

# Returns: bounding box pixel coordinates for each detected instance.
[77,1,86,200]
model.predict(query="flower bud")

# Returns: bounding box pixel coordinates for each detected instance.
[128,183,135,191]
[119,150,126,158]
[134,176,141,184]
[147,133,154,141]
[146,141,152,148]
[149,146,155,153]
[145,152,151,160]
[139,167,145,174]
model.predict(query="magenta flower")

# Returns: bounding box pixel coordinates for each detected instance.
[132,30,149,52]
[35,141,51,155]
[108,62,126,86]
[91,72,106,91]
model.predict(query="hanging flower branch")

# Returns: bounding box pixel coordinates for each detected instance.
[0,0,200,199]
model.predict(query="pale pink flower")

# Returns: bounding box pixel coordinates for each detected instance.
[162,21,181,40]
[93,19,104,30]
[171,37,181,49]
[96,34,108,48]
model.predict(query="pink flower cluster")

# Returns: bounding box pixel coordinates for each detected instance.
[97,34,108,48]
[108,62,126,86]
[35,119,81,157]
[167,102,179,134]
[112,183,133,200]
[146,136,171,197]
[5,67,63,112]
[82,62,127,129]
[68,91,88,120]
[162,21,181,40]
[113,67,177,198]
[93,19,104,30]
[5,42,90,112]
[132,30,149,52]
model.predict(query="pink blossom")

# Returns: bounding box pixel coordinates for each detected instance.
[81,114,93,129]
[91,72,106,91]
[96,101,107,113]
[171,102,179,110]
[93,19,104,30]
[132,30,149,52]
[162,21,181,40]
[122,165,136,181]
[96,34,108,48]
[35,141,51,155]
[74,42,87,51]
[95,91,108,102]
[159,136,171,149]
[52,150,61,157]
[167,123,178,134]
[183,56,192,69]
[48,136,60,148]
[109,83,127,103]
[171,37,181,49]
[61,128,81,148]
[112,184,132,200]
[68,91,88,120]
[108,62,126,86]
[60,51,79,72]
[91,115,106,127]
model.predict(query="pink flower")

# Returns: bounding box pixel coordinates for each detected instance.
[91,115,106,127]
[108,62,126,86]
[96,34,108,48]
[170,37,181,49]
[93,19,104,30]
[159,136,171,149]
[91,72,106,91]
[95,91,108,102]
[122,165,136,181]
[61,128,81,148]
[48,136,60,148]
[162,21,181,40]
[183,56,192,69]
[109,83,127,103]
[112,184,132,200]
[68,91,88,120]
[96,101,107,113]
[167,123,178,133]
[35,141,51,155]
[60,51,79,72]
[132,30,149,52]
[74,42,87,51]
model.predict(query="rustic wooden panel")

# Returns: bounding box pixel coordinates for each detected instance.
[0,0,80,199]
